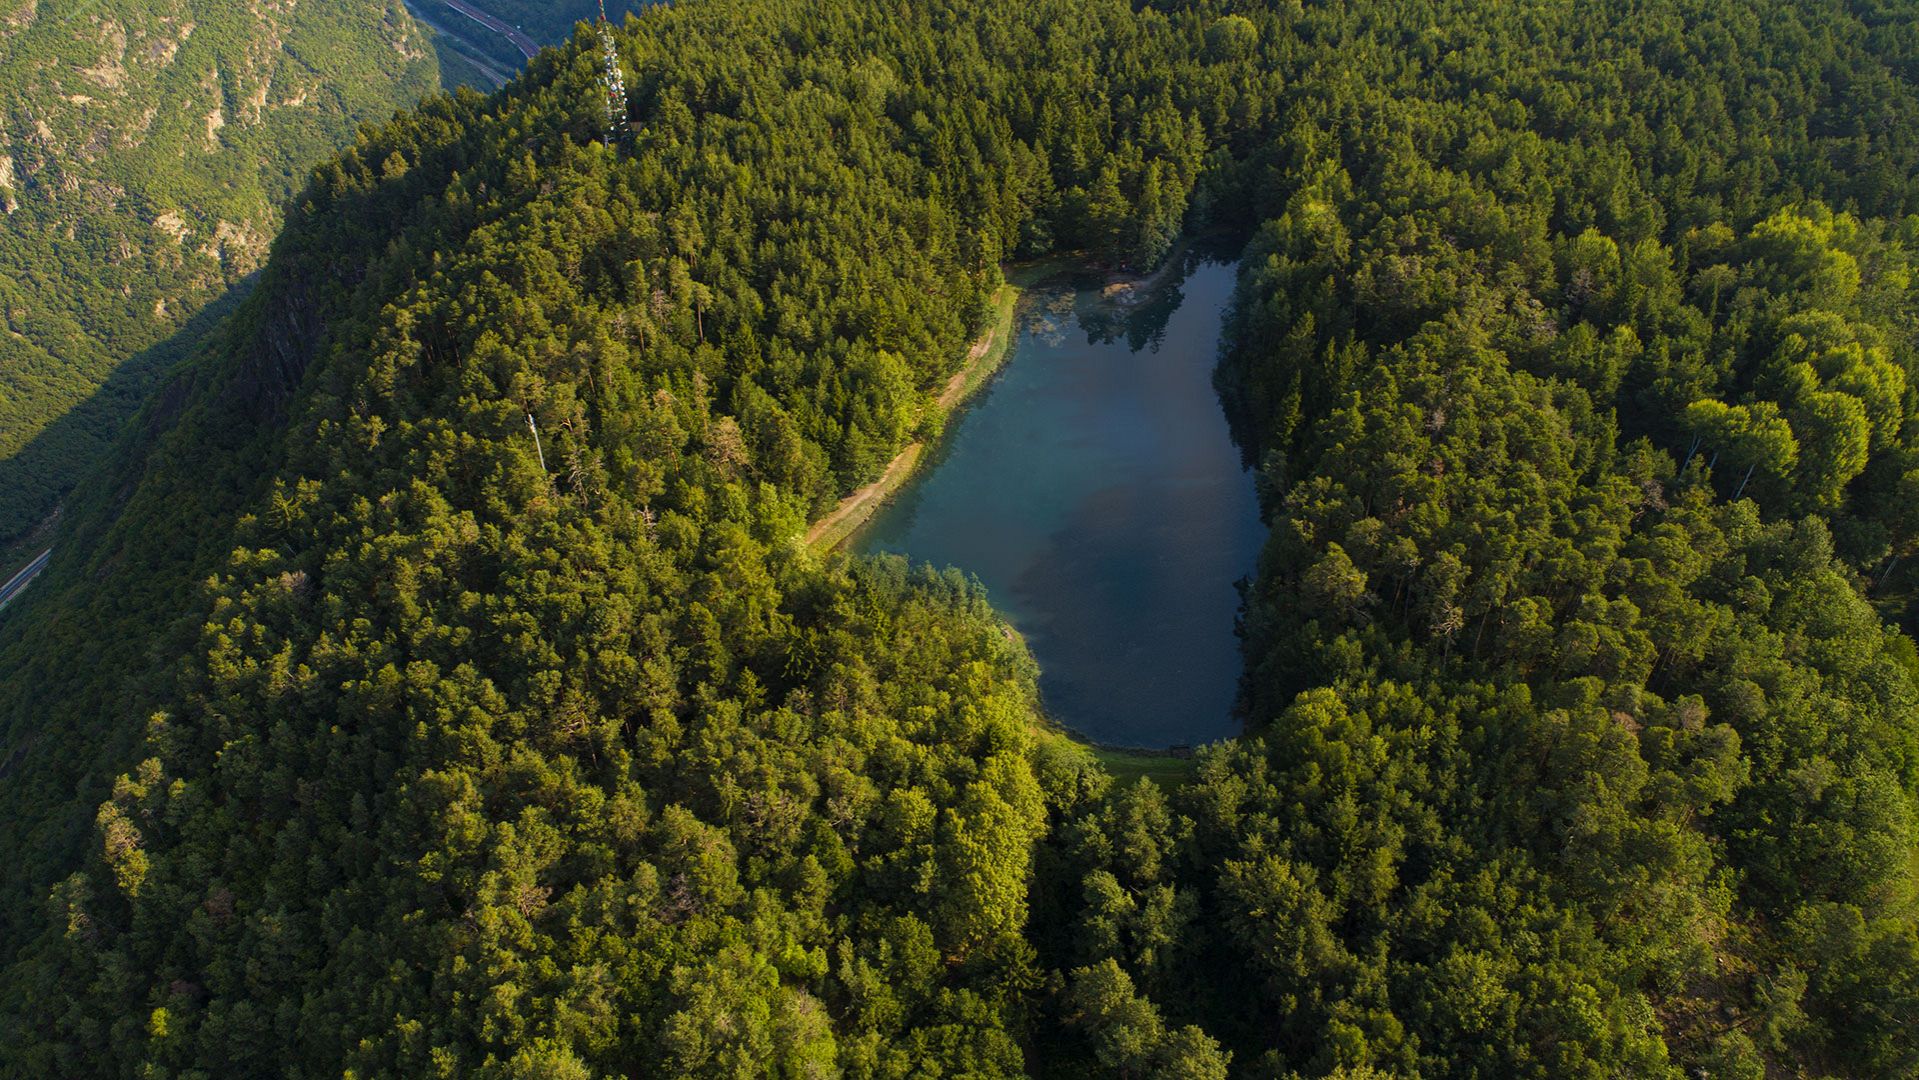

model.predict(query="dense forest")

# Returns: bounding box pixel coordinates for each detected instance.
[0,0,445,547]
[0,0,1916,1077]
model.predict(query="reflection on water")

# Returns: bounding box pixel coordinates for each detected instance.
[854,252,1262,748]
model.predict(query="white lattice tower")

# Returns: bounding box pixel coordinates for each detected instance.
[597,1,628,147]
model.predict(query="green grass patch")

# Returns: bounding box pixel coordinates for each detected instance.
[1036,726,1200,789]
[1089,745,1200,788]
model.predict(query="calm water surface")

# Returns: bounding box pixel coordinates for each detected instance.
[856,257,1262,747]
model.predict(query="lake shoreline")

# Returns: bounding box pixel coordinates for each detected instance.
[803,275,1026,551]
[837,248,1257,758]
[803,243,1206,553]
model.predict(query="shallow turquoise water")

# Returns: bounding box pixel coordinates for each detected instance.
[855,257,1262,748]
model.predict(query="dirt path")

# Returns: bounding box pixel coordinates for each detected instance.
[806,283,1019,550]
[938,296,1014,409]
[805,445,926,550]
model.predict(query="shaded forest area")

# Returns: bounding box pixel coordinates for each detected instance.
[0,1,1916,1077]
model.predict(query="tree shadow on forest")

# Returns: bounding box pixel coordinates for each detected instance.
[0,284,250,559]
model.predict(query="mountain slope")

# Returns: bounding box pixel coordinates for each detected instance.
[0,0,442,545]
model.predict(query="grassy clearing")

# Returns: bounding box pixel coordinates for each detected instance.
[1089,745,1201,788]
[1035,727,1202,789]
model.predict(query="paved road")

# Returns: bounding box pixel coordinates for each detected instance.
[442,0,539,60]
[403,0,515,87]
[0,548,50,613]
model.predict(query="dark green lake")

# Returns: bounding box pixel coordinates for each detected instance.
[855,256,1262,748]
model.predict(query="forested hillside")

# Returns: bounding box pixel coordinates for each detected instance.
[0,0,1915,1077]
[0,0,442,546]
